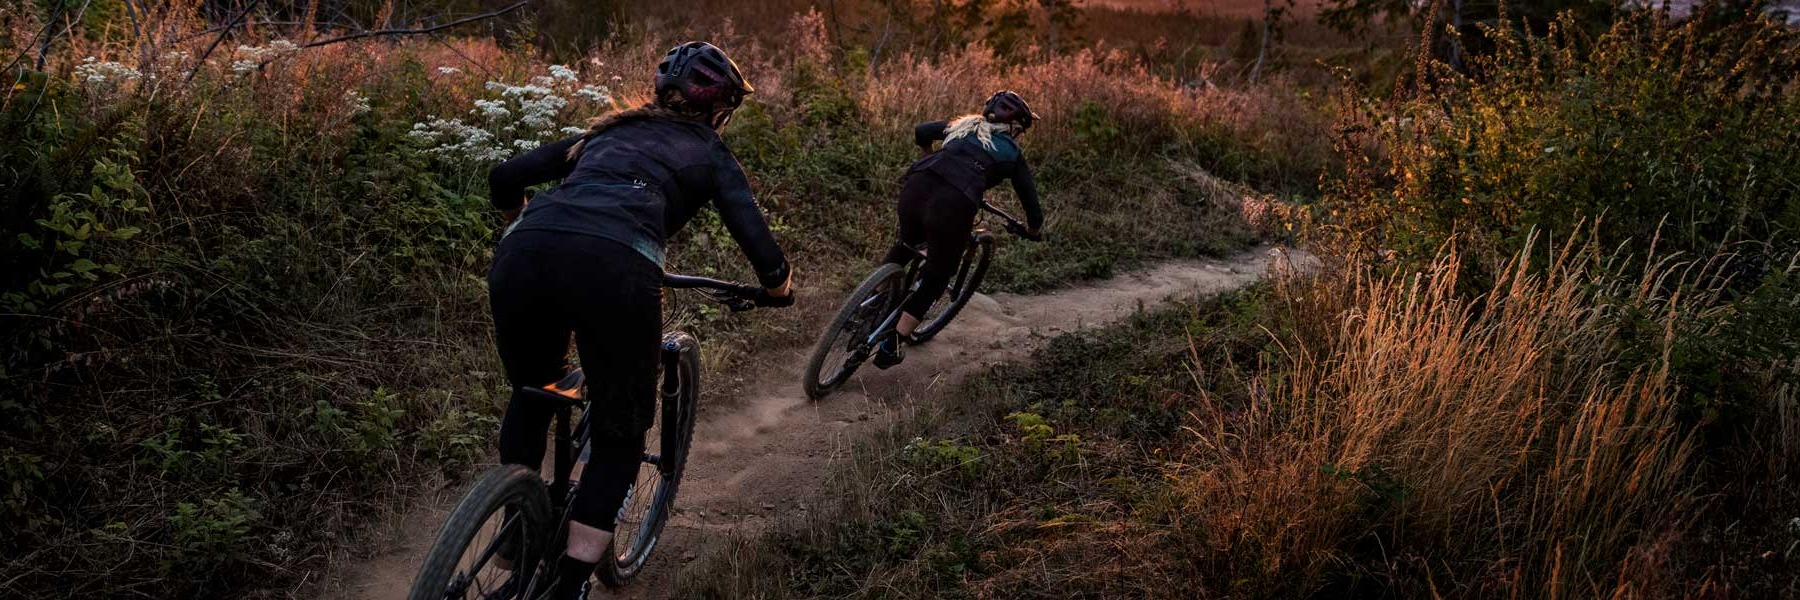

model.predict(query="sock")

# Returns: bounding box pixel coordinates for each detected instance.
[553,554,599,600]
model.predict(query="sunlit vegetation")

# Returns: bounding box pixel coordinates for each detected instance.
[4,0,1795,597]
[1,1,1319,596]
[679,4,1800,599]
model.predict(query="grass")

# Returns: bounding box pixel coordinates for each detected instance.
[10,2,1794,598]
[0,3,1322,597]
[681,237,1800,598]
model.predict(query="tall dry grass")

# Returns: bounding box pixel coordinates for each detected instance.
[2,3,1332,596]
[1166,235,1727,596]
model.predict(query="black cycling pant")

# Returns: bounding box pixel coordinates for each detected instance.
[489,230,661,532]
[886,173,978,321]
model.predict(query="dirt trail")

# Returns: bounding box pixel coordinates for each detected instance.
[315,246,1297,599]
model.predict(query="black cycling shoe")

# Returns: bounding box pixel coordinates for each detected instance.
[873,332,907,369]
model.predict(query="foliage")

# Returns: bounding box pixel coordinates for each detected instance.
[677,5,1800,599]
[0,5,1315,597]
[1318,4,1800,439]
[0,35,533,597]
[684,238,1800,597]
[1323,5,1800,268]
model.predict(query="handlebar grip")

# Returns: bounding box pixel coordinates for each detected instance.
[1003,221,1043,241]
[754,288,795,308]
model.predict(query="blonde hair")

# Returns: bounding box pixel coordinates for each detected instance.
[944,114,1019,152]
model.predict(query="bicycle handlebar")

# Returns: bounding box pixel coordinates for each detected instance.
[663,273,759,295]
[663,273,786,312]
[980,202,1044,242]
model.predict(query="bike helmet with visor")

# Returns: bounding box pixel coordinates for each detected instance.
[655,42,754,128]
[982,90,1039,130]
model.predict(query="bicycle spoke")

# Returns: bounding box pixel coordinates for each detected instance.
[445,509,524,600]
[467,515,519,576]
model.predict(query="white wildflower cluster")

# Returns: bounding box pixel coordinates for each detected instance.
[573,85,609,103]
[519,94,567,129]
[437,66,461,75]
[231,40,300,76]
[407,65,616,164]
[74,57,141,85]
[473,99,511,119]
[409,118,509,162]
[346,90,371,115]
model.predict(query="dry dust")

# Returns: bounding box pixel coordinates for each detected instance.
[309,246,1301,599]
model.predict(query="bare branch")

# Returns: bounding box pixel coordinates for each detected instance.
[299,1,530,49]
[188,0,266,83]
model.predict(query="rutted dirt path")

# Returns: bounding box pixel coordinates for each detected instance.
[313,246,1298,599]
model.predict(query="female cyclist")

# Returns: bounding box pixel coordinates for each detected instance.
[484,41,792,599]
[874,91,1044,368]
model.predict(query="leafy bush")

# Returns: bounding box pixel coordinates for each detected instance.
[1324,6,1800,266]
[1318,3,1800,448]
[1,5,1317,597]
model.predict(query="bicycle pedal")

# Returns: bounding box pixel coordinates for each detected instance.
[872,345,904,369]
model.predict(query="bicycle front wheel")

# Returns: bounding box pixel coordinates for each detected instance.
[803,263,906,400]
[595,332,701,587]
[910,232,994,343]
[407,465,553,600]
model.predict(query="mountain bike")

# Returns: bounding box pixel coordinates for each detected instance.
[802,201,1038,400]
[406,273,768,600]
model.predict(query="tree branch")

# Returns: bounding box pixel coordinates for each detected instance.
[299,1,530,49]
[187,0,265,83]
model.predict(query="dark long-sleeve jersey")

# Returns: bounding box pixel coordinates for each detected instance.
[909,120,1043,229]
[487,118,790,289]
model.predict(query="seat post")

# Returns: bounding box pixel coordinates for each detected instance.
[550,406,574,503]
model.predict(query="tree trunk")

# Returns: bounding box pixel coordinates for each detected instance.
[1449,0,1464,71]
[1249,0,1272,83]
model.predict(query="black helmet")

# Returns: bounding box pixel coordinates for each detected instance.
[982,90,1038,129]
[655,42,754,123]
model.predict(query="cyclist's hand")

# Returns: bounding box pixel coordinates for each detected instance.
[755,287,795,308]
[1004,221,1044,241]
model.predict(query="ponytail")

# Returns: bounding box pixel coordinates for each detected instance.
[564,103,694,161]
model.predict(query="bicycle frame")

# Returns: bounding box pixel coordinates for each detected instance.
[513,318,707,598]
[409,272,758,600]
[853,201,1023,348]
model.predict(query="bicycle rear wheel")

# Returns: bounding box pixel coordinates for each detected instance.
[407,465,553,600]
[803,263,906,400]
[909,232,994,343]
[595,332,701,587]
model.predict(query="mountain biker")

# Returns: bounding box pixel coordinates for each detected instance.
[874,90,1044,368]
[484,41,792,599]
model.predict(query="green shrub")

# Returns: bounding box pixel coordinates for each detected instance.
[0,6,1309,595]
[1320,5,1800,435]
[1327,6,1800,266]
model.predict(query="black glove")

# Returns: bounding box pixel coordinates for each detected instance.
[755,288,795,308]
[1004,221,1044,242]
